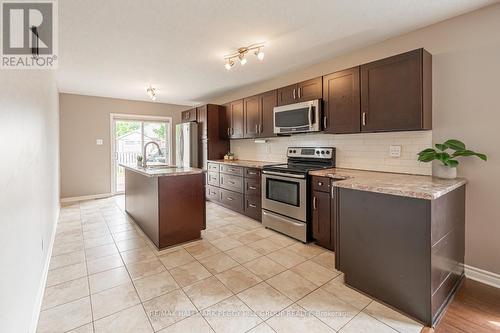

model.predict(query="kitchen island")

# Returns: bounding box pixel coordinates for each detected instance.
[121,164,205,249]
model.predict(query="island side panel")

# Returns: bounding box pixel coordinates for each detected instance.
[158,173,205,248]
[338,188,432,325]
[124,169,160,247]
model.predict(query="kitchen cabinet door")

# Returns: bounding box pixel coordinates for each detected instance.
[360,48,432,132]
[181,108,197,122]
[323,67,361,134]
[196,105,207,139]
[258,90,277,138]
[312,190,332,250]
[229,100,244,139]
[297,77,322,102]
[277,84,298,106]
[244,95,260,138]
[221,103,231,139]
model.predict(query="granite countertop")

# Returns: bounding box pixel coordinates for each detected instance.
[120,164,204,177]
[309,168,467,200]
[208,159,277,169]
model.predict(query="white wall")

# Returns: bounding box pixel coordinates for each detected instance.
[0,71,60,332]
[210,4,500,275]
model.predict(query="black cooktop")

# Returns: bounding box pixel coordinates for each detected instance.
[263,162,333,175]
[263,147,336,175]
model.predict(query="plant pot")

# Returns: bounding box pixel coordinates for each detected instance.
[432,162,457,179]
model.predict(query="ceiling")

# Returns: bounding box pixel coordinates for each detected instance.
[57,0,495,106]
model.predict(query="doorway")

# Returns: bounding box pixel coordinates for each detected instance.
[110,114,172,194]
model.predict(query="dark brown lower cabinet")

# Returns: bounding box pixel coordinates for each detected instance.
[337,185,465,326]
[311,176,335,251]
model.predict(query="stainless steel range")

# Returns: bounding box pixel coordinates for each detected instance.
[262,147,335,242]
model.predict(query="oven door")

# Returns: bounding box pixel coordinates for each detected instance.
[273,99,320,134]
[262,171,307,222]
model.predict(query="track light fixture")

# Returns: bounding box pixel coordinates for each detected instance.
[146,85,158,101]
[224,43,265,70]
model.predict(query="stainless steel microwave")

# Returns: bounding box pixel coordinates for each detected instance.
[273,99,321,134]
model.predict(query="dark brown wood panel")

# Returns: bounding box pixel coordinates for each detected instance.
[219,164,244,176]
[244,195,261,221]
[219,173,244,193]
[181,108,197,122]
[244,178,261,196]
[259,90,277,137]
[207,163,219,172]
[277,83,298,106]
[244,95,260,138]
[207,171,219,187]
[219,188,244,212]
[229,99,244,139]
[312,190,332,250]
[323,67,361,134]
[206,185,220,202]
[244,168,261,179]
[311,176,331,193]
[297,77,322,102]
[197,105,207,139]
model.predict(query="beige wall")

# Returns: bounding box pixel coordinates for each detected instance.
[0,71,59,332]
[209,4,500,275]
[59,94,187,198]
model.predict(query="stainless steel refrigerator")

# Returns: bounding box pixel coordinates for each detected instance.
[175,122,198,168]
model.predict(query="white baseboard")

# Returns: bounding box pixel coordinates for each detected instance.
[30,205,60,333]
[60,192,112,203]
[464,264,500,289]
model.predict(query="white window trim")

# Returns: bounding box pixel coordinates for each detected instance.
[110,113,173,195]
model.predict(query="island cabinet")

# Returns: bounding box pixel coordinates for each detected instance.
[277,76,323,106]
[336,185,465,326]
[243,90,278,138]
[205,162,262,221]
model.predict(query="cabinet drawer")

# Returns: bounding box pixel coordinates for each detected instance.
[245,195,262,221]
[207,172,219,186]
[219,188,244,212]
[244,178,261,196]
[207,163,219,172]
[220,174,244,193]
[206,185,220,202]
[312,176,331,192]
[220,164,244,176]
[245,168,261,179]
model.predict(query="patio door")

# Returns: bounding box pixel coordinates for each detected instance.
[111,114,172,194]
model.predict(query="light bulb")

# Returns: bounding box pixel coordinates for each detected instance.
[256,49,264,61]
[225,61,232,70]
[239,54,247,66]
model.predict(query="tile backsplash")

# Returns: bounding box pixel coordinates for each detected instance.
[231,131,432,175]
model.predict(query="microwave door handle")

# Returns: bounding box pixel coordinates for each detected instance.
[308,105,313,126]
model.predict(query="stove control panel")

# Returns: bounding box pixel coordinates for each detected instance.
[287,147,335,159]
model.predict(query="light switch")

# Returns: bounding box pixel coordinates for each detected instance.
[96,139,103,145]
[389,145,402,158]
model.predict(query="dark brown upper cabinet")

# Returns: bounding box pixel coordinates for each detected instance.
[224,99,244,139]
[181,108,197,122]
[277,77,322,106]
[243,90,278,139]
[360,48,432,132]
[323,67,361,134]
[195,104,229,169]
[196,105,207,139]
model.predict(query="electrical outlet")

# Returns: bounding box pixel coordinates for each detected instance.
[96,139,103,145]
[389,145,402,158]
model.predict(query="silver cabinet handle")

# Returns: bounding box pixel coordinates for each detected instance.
[362,112,367,126]
[249,203,257,208]
[293,88,296,99]
[227,128,230,136]
[298,87,302,99]
[255,124,258,133]
[331,183,335,199]
[228,181,235,185]
[323,116,327,129]
[318,181,323,186]
[249,186,257,190]
[227,197,234,201]
[313,196,317,210]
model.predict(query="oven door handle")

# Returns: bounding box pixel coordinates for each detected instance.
[262,170,306,179]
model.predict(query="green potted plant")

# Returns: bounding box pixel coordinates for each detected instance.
[136,155,143,167]
[417,139,487,179]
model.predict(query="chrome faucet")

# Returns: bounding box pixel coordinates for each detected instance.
[142,141,162,168]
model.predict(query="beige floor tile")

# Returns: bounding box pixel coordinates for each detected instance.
[91,282,140,320]
[285,243,325,259]
[49,251,85,271]
[52,240,85,256]
[243,256,287,280]
[94,304,153,333]
[133,271,179,302]
[216,224,247,236]
[267,303,335,333]
[170,261,212,287]
[291,260,340,286]
[209,237,244,251]
[198,252,239,274]
[42,277,89,310]
[157,313,214,333]
[202,295,262,333]
[363,301,423,333]
[247,322,276,333]
[310,251,336,271]
[87,253,123,275]
[125,257,166,280]
[236,282,292,320]
[321,277,372,310]
[83,228,110,240]
[89,266,131,294]
[85,243,119,261]
[267,234,298,247]
[121,246,157,265]
[266,270,317,301]
[109,223,136,234]
[66,323,94,333]
[111,229,142,242]
[233,230,266,244]
[247,238,283,255]
[266,248,307,269]
[183,276,233,310]
[46,262,87,287]
[202,229,227,241]
[340,311,398,333]
[116,237,148,252]
[184,241,221,259]
[37,297,92,333]
[297,288,360,330]
[215,265,262,293]
[143,289,198,331]
[84,235,114,249]
[225,245,262,264]
[158,247,195,269]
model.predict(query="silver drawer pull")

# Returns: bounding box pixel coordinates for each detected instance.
[228,181,235,185]
[318,181,323,186]
[249,186,257,190]
[249,203,257,208]
[248,171,257,175]
[227,197,234,201]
